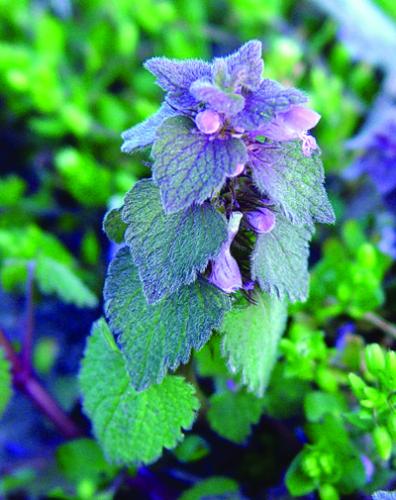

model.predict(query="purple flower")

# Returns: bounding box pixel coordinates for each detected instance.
[209,212,243,293]
[257,105,320,156]
[122,40,327,223]
[245,207,276,233]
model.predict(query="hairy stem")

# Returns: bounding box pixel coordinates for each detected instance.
[0,328,82,439]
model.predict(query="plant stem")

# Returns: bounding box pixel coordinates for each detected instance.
[22,261,35,373]
[363,312,396,340]
[0,327,82,439]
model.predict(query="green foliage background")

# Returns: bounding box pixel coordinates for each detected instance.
[1,0,396,498]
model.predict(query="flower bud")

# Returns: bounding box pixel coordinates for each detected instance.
[373,425,393,461]
[195,109,222,134]
[208,248,242,293]
[365,343,385,375]
[245,208,276,234]
[208,212,243,294]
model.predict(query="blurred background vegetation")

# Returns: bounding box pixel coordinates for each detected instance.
[0,0,396,498]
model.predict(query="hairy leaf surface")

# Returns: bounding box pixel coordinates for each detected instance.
[251,141,335,227]
[79,318,199,465]
[122,179,227,303]
[104,248,231,390]
[121,103,176,154]
[221,293,287,396]
[233,79,306,130]
[152,116,247,213]
[251,216,313,302]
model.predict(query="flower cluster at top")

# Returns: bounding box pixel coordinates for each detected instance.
[121,41,335,303]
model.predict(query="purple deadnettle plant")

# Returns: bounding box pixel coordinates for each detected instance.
[79,41,335,467]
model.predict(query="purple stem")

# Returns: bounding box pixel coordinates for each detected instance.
[0,327,82,439]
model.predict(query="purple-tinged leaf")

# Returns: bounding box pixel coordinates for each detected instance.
[232,79,307,131]
[144,57,212,110]
[104,248,231,390]
[122,179,228,304]
[214,40,263,91]
[152,116,247,213]
[251,215,313,302]
[250,141,335,227]
[121,103,176,154]
[190,79,245,116]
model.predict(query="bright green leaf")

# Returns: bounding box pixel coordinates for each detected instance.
[207,390,264,443]
[221,292,287,396]
[56,438,117,484]
[79,318,199,465]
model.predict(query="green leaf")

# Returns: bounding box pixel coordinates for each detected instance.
[251,215,313,302]
[103,207,126,244]
[207,390,264,443]
[152,116,247,213]
[285,450,316,496]
[122,179,227,303]
[36,256,98,308]
[304,391,347,423]
[104,248,231,390]
[252,141,335,226]
[79,318,199,465]
[221,292,287,396]
[0,348,12,418]
[173,435,210,463]
[56,438,117,484]
[179,477,240,500]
